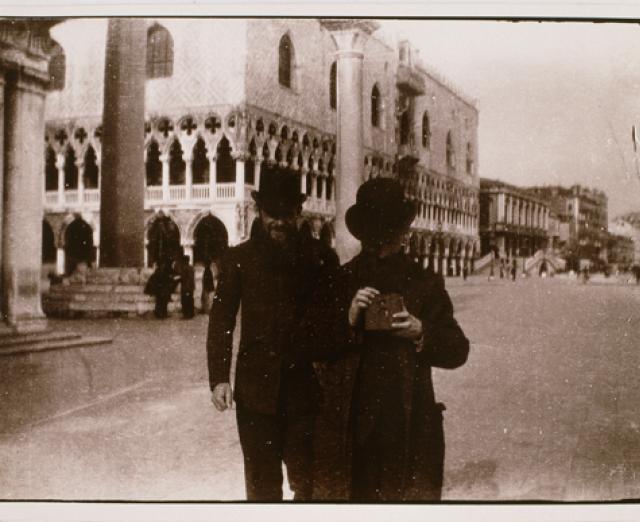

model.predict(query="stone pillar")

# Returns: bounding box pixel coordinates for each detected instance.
[2,70,49,331]
[56,153,65,204]
[322,19,378,262]
[161,154,170,202]
[208,153,217,200]
[77,159,85,205]
[99,18,146,268]
[56,247,65,275]
[185,157,193,202]
[254,159,262,190]
[235,156,245,201]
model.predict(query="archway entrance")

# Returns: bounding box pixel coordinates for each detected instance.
[64,217,94,274]
[42,220,56,264]
[193,214,228,264]
[147,214,181,267]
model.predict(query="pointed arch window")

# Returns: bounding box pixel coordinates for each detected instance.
[446,131,456,171]
[146,24,174,79]
[192,137,209,184]
[45,146,58,191]
[466,142,474,175]
[329,61,337,110]
[84,145,99,189]
[48,40,65,91]
[169,139,185,185]
[64,147,78,189]
[279,34,294,88]
[146,140,162,186]
[371,84,381,127]
[216,136,235,183]
[422,112,431,149]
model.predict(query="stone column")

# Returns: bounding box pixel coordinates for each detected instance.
[208,153,217,200]
[185,156,193,202]
[235,155,245,201]
[56,153,65,204]
[56,247,65,275]
[99,18,146,268]
[2,71,49,331]
[254,159,262,190]
[161,154,170,202]
[322,20,378,262]
[77,159,85,205]
[0,72,4,320]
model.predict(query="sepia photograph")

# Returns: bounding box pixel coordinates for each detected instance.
[0,2,640,519]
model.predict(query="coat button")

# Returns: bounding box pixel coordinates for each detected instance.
[269,351,276,357]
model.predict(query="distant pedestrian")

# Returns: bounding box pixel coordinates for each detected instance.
[178,255,195,319]
[462,260,468,281]
[511,258,517,281]
[539,260,548,278]
[200,260,215,314]
[145,260,177,319]
[499,258,505,279]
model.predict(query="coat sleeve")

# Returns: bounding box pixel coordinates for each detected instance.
[206,249,241,390]
[297,267,363,364]
[420,275,470,369]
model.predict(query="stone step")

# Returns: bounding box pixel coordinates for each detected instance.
[0,335,113,357]
[48,284,145,294]
[45,293,156,304]
[0,330,81,348]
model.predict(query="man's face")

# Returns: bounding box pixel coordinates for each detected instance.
[259,206,300,245]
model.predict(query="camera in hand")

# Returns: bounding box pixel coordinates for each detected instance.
[364,293,405,331]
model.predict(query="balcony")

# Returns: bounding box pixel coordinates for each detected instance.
[397,64,426,96]
[44,182,245,211]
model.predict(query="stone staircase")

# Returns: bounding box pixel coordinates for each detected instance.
[43,267,181,318]
[472,252,495,275]
[0,329,112,357]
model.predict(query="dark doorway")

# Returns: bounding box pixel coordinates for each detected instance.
[147,214,181,267]
[42,220,56,264]
[193,214,228,264]
[64,217,94,274]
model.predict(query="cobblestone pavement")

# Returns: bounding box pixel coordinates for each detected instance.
[0,275,639,501]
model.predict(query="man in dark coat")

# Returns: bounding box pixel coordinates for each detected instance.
[177,255,195,319]
[305,178,469,501]
[207,164,339,501]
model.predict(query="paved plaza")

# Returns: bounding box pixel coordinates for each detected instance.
[0,275,639,501]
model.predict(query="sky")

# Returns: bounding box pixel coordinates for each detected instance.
[383,20,640,219]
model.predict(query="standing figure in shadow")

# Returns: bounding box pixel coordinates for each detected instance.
[305,178,470,501]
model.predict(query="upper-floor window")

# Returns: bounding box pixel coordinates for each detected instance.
[446,131,455,171]
[146,24,173,79]
[279,34,294,88]
[329,61,337,110]
[422,112,431,149]
[48,40,65,91]
[371,84,381,127]
[466,142,474,175]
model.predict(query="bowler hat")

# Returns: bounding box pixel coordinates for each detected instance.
[251,163,306,217]
[345,178,416,243]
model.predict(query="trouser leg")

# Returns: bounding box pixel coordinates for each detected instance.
[282,413,315,500]
[235,407,284,501]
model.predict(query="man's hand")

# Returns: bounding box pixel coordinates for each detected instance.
[348,287,380,326]
[391,310,423,341]
[211,383,233,411]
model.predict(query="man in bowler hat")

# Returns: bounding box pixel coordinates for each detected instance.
[306,178,469,501]
[207,163,338,500]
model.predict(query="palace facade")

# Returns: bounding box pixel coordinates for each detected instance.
[41,18,480,275]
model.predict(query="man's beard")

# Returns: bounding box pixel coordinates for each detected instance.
[265,222,296,246]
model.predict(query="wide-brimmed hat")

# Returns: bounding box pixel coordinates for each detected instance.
[251,163,306,217]
[346,178,416,243]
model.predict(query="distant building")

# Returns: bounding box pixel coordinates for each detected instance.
[479,178,550,260]
[525,184,608,270]
[609,214,640,265]
[606,234,634,270]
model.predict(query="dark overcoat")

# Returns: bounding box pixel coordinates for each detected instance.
[207,227,339,416]
[304,252,470,501]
